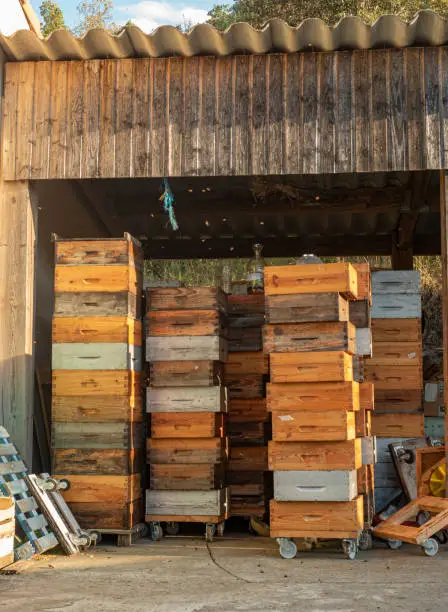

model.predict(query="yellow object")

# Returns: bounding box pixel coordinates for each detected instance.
[429,464,447,498]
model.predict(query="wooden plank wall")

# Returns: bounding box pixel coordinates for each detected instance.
[3,48,448,180]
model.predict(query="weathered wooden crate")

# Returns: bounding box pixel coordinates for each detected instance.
[225,352,268,375]
[355,408,372,437]
[228,399,268,423]
[267,381,360,412]
[52,394,143,422]
[227,294,265,315]
[54,473,141,505]
[53,317,142,345]
[145,488,229,519]
[371,293,421,319]
[228,446,268,472]
[371,271,421,295]
[147,438,227,465]
[149,360,224,387]
[228,421,267,446]
[365,363,423,390]
[228,326,263,352]
[359,383,374,412]
[150,464,225,491]
[263,321,356,354]
[370,341,422,366]
[52,422,143,449]
[269,439,362,471]
[224,374,265,400]
[349,299,371,328]
[264,263,358,299]
[52,448,142,476]
[52,370,141,398]
[270,352,353,383]
[146,335,228,362]
[69,499,143,530]
[352,264,371,301]
[374,388,422,413]
[147,386,227,413]
[270,497,363,538]
[272,410,356,442]
[146,287,227,312]
[54,291,141,319]
[150,412,225,439]
[371,413,425,437]
[371,318,421,342]
[274,470,358,502]
[265,293,349,324]
[52,342,142,371]
[146,310,226,337]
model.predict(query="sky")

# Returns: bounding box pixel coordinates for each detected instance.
[29,0,217,33]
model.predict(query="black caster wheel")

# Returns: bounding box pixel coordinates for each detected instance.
[150,522,163,541]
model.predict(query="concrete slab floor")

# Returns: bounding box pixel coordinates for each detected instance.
[0,535,447,612]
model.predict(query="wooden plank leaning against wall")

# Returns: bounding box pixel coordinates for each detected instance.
[0,47,37,467]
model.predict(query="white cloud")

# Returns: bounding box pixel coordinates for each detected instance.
[119,2,209,32]
[0,1,30,35]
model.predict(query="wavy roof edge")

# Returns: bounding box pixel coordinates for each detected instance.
[2,9,448,62]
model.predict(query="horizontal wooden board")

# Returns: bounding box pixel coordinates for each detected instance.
[270,497,363,538]
[371,271,421,295]
[53,370,140,397]
[52,394,143,422]
[359,383,374,412]
[55,239,142,267]
[370,341,422,366]
[374,388,422,413]
[146,310,225,337]
[55,265,141,295]
[263,321,356,354]
[352,264,371,301]
[151,412,225,439]
[270,352,353,383]
[227,326,262,352]
[147,335,228,362]
[371,318,421,342]
[228,446,268,472]
[228,421,267,446]
[365,363,423,390]
[371,293,422,319]
[70,499,143,530]
[371,413,425,438]
[228,399,268,423]
[147,386,227,413]
[150,464,225,491]
[348,299,371,328]
[227,314,265,329]
[225,352,268,375]
[52,422,143,450]
[147,438,227,464]
[52,317,142,346]
[146,287,227,312]
[272,411,356,442]
[149,360,224,387]
[146,488,229,517]
[52,448,142,475]
[226,471,267,486]
[265,292,349,324]
[54,474,141,504]
[267,381,359,412]
[268,438,362,471]
[54,291,141,319]
[274,470,358,502]
[52,343,142,371]
[227,294,265,315]
[264,263,358,299]
[225,374,265,400]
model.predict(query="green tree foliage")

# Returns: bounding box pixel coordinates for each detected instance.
[75,0,117,35]
[39,1,66,37]
[208,0,448,29]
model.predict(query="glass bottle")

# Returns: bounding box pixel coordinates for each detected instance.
[247,243,265,294]
[295,253,323,265]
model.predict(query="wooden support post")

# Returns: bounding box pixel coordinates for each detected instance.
[0,180,37,467]
[391,231,414,270]
[440,172,448,495]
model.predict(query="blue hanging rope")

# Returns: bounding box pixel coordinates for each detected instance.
[159,178,179,231]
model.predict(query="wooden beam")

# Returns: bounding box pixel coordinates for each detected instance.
[18,0,41,36]
[439,172,448,495]
[391,230,414,270]
[0,181,37,467]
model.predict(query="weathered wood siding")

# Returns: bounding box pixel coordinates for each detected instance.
[3,48,448,179]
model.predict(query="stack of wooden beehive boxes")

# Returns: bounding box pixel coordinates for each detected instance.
[145,288,229,537]
[366,270,423,511]
[52,235,144,531]
[224,295,270,520]
[264,263,367,557]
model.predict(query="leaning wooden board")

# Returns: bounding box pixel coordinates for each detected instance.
[270,497,364,538]
[264,263,358,299]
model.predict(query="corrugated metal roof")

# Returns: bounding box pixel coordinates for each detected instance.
[1,10,448,62]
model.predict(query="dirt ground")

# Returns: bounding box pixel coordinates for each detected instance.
[1,534,447,611]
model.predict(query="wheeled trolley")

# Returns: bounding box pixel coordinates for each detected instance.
[147,516,226,543]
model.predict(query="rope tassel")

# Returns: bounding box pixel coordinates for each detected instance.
[159,178,179,231]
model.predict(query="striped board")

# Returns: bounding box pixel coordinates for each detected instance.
[0,427,58,561]
[371,294,421,319]
[371,271,421,295]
